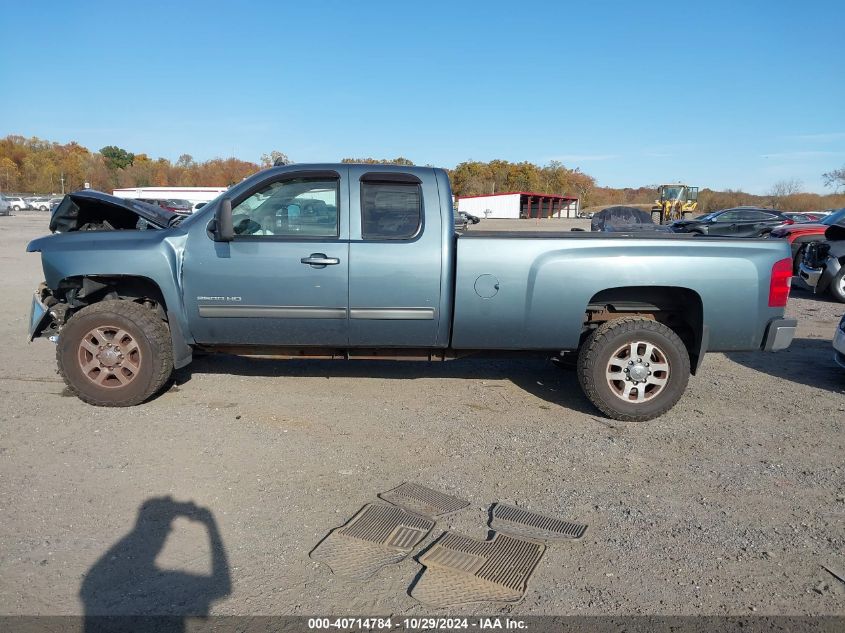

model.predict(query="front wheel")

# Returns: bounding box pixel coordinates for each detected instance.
[829,266,845,303]
[577,317,690,421]
[57,300,174,406]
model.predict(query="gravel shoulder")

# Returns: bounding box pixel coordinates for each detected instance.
[0,212,843,616]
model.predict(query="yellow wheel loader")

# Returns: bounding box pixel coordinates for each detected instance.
[651,184,699,225]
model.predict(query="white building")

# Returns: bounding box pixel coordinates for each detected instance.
[112,186,228,212]
[457,191,579,219]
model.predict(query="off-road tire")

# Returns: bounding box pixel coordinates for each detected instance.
[829,265,845,303]
[57,300,173,406]
[577,317,690,422]
[792,244,806,275]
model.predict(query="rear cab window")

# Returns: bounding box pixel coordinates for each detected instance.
[360,176,422,240]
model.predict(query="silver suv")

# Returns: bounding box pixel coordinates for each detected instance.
[0,194,12,216]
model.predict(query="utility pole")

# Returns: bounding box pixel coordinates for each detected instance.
[61,172,65,195]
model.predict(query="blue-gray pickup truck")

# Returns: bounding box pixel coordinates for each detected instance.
[27,164,797,421]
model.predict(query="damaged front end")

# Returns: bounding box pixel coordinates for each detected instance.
[28,283,69,341]
[49,190,181,233]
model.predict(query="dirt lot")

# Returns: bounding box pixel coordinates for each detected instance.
[0,212,843,617]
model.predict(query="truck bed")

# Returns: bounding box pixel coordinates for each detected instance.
[451,231,791,351]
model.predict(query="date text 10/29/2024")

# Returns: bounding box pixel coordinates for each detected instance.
[308,617,528,630]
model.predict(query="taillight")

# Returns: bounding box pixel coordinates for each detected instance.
[768,257,792,307]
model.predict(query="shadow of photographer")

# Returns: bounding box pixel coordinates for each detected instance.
[80,496,231,633]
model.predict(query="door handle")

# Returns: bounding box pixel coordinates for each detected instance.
[301,253,340,268]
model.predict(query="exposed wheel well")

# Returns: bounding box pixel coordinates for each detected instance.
[55,275,167,316]
[584,286,705,373]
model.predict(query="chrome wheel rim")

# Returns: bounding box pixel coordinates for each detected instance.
[77,326,142,388]
[605,340,670,403]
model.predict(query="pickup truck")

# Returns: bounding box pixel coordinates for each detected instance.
[27,164,798,421]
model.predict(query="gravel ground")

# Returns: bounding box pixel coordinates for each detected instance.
[0,211,843,617]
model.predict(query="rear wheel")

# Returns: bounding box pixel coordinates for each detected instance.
[577,317,690,421]
[57,300,173,406]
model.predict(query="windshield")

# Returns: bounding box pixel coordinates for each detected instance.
[661,186,683,200]
[821,209,845,225]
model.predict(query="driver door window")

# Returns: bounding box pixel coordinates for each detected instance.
[718,211,742,222]
[232,178,339,238]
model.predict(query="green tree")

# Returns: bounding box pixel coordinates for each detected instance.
[100,145,135,170]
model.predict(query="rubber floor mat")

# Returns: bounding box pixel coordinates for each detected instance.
[489,503,588,542]
[311,503,434,580]
[412,531,545,606]
[379,482,469,518]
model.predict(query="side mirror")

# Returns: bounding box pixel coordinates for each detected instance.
[213,198,234,241]
[194,202,207,210]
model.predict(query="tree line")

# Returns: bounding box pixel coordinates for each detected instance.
[1,135,843,213]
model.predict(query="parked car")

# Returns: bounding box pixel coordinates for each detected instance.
[27,164,796,421]
[30,197,53,211]
[671,207,793,237]
[0,194,11,216]
[783,212,825,223]
[5,196,29,212]
[137,198,194,215]
[769,208,845,272]
[48,197,63,211]
[590,206,671,232]
[454,212,468,232]
[834,313,845,369]
[454,211,480,231]
[799,223,845,302]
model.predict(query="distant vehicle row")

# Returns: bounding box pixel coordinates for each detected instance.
[0,195,63,212]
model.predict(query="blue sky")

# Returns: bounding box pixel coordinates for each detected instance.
[1,0,843,193]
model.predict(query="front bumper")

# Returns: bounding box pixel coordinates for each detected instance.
[834,326,845,369]
[762,318,797,352]
[798,261,823,289]
[28,291,51,341]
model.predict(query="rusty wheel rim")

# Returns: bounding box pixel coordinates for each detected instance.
[77,326,142,388]
[605,340,670,404]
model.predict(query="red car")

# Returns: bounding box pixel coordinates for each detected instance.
[770,208,845,272]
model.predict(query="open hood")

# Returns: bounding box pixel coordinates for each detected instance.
[824,222,845,242]
[49,190,181,233]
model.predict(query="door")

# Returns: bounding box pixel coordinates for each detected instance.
[710,210,743,236]
[347,167,443,347]
[182,169,349,346]
[740,210,779,236]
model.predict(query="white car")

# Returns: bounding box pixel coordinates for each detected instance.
[30,197,51,211]
[5,196,28,212]
[0,194,11,216]
[834,314,845,369]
